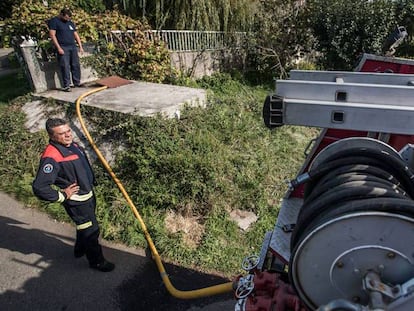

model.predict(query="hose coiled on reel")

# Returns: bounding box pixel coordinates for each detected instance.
[290,141,414,254]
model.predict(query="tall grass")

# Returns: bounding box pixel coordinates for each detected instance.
[0,72,319,276]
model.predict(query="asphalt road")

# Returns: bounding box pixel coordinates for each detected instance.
[0,192,235,311]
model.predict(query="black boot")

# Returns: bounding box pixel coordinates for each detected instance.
[74,239,86,258]
[89,259,115,272]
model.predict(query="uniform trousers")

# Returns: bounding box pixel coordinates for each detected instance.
[63,196,104,265]
[57,45,81,88]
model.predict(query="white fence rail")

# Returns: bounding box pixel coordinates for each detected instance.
[108,30,247,52]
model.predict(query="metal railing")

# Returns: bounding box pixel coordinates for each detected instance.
[108,30,247,52]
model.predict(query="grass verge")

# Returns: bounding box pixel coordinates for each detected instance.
[0,72,319,277]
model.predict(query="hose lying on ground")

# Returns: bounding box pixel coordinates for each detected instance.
[76,86,234,299]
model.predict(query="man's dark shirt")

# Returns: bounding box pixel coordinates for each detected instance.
[48,16,77,47]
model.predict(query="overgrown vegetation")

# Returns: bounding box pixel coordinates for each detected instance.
[247,0,414,77]
[89,33,174,83]
[3,0,414,276]
[0,72,318,275]
[249,0,317,80]
[4,0,414,79]
[3,0,173,83]
[305,0,413,70]
[105,0,257,31]
[0,70,30,103]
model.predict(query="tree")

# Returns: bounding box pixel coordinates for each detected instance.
[393,0,414,56]
[107,0,257,31]
[248,0,316,80]
[306,0,402,70]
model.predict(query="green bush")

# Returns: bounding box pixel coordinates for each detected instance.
[306,0,414,70]
[0,103,44,199]
[0,70,30,103]
[3,0,173,83]
[89,33,174,83]
[3,0,145,43]
[246,0,414,77]
[247,0,317,81]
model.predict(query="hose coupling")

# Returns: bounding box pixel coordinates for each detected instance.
[288,172,310,190]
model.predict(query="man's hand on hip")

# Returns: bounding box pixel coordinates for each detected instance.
[64,183,79,199]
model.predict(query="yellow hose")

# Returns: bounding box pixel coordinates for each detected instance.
[75,86,234,299]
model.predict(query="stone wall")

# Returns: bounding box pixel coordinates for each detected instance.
[18,40,246,93]
[170,49,246,78]
[19,40,98,94]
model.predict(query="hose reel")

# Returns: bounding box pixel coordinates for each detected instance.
[288,138,414,310]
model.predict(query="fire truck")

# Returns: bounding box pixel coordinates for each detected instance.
[233,47,414,311]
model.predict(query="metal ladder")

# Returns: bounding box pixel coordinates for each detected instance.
[264,70,414,135]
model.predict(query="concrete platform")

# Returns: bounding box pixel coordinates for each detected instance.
[37,80,207,118]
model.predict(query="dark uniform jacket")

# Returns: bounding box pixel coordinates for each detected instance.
[32,140,96,206]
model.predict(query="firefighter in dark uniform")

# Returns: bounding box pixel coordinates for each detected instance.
[33,118,115,272]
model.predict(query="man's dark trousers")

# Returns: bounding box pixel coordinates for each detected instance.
[57,45,81,88]
[63,196,104,265]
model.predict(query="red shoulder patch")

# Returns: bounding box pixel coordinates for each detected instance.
[42,145,79,162]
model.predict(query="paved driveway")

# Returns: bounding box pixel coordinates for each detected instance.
[0,192,235,311]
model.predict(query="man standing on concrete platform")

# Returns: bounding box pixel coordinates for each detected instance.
[48,8,84,92]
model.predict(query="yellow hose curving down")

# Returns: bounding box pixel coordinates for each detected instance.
[75,86,234,299]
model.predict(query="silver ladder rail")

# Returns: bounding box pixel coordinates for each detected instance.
[264,71,414,135]
[289,69,414,85]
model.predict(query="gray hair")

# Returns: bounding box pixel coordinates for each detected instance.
[45,118,68,135]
